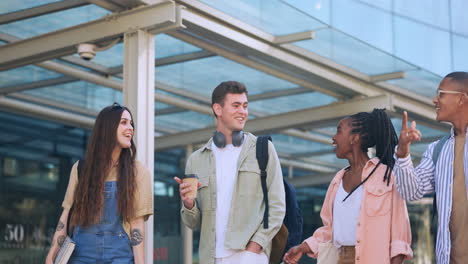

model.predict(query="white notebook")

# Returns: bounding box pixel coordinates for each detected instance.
[54,236,75,264]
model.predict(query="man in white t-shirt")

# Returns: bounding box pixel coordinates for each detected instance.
[175,81,286,264]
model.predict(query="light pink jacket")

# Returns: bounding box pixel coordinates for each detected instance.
[304,158,413,263]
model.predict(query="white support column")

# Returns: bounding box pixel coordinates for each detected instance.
[123,29,155,264]
[182,144,194,264]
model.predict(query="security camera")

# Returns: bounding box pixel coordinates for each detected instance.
[77,43,96,60]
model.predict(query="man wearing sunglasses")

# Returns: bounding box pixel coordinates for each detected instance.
[394,71,468,264]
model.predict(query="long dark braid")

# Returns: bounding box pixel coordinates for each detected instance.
[349,108,398,185]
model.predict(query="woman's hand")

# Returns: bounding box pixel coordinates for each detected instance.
[45,209,69,264]
[390,254,405,264]
[283,242,311,264]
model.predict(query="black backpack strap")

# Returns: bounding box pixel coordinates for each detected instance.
[256,136,271,229]
[430,135,450,248]
[431,135,449,220]
[432,135,449,166]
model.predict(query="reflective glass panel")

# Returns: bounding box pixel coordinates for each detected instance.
[200,0,325,35]
[294,29,416,75]
[330,0,393,52]
[154,149,184,264]
[356,0,391,11]
[451,0,468,36]
[283,0,331,24]
[453,35,468,71]
[0,0,61,14]
[250,92,336,114]
[156,56,298,97]
[394,16,451,76]
[88,42,124,68]
[21,80,122,112]
[386,69,442,98]
[155,34,202,59]
[0,5,109,38]
[394,0,450,30]
[0,65,62,87]
[156,112,213,132]
[270,134,330,155]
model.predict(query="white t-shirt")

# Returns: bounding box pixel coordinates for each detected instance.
[211,141,242,258]
[333,180,363,247]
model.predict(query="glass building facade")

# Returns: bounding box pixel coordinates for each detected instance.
[0,0,466,263]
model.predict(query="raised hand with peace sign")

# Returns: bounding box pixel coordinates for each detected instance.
[396,111,422,158]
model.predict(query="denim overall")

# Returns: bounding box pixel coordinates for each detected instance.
[69,181,134,264]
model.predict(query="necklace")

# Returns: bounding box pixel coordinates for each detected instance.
[342,162,381,202]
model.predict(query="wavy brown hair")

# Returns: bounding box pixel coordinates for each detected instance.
[70,103,137,228]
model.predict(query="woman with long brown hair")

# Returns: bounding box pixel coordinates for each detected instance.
[45,103,153,264]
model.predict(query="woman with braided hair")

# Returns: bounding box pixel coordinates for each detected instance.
[284,109,413,264]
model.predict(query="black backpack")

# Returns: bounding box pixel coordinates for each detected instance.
[256,136,304,262]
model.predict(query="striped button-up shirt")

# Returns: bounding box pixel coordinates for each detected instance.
[394,128,468,264]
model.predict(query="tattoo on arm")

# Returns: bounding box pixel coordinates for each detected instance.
[56,221,65,232]
[130,228,143,246]
[57,235,66,247]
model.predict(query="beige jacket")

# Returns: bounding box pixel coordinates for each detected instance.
[181,133,286,264]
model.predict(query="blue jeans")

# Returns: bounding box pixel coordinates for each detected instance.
[69,181,134,264]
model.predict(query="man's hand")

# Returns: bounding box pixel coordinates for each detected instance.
[396,111,422,158]
[245,241,262,254]
[283,242,311,264]
[174,177,201,210]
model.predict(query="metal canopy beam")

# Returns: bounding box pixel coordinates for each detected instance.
[155,95,392,150]
[168,30,344,99]
[85,0,125,11]
[0,0,89,25]
[178,8,375,97]
[0,76,76,95]
[9,93,99,117]
[249,87,312,101]
[0,97,95,128]
[108,50,215,74]
[274,31,315,45]
[0,1,181,71]
[173,2,441,123]
[369,71,405,82]
[0,33,114,76]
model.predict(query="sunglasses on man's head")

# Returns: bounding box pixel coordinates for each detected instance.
[111,102,124,109]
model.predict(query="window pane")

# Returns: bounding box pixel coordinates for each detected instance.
[284,0,331,24]
[453,35,468,71]
[331,0,393,52]
[394,0,450,30]
[394,17,451,76]
[451,0,468,36]
[0,0,61,14]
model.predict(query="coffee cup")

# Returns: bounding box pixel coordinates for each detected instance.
[182,174,199,199]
